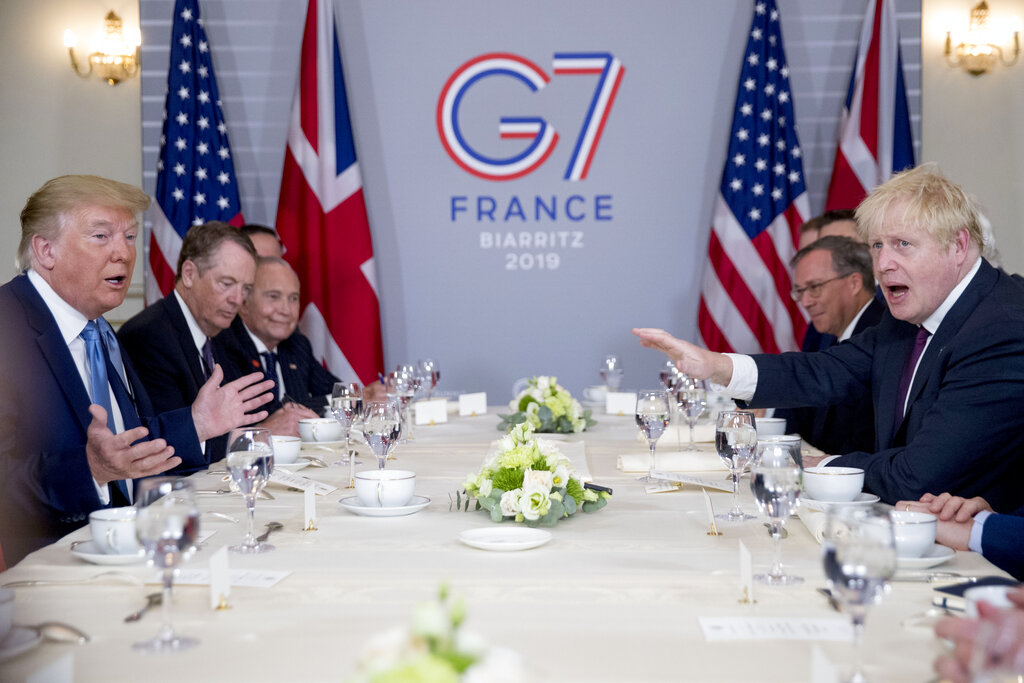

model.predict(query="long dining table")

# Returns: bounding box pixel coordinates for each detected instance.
[0,409,1006,682]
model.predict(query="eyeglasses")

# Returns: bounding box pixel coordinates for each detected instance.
[790,273,853,301]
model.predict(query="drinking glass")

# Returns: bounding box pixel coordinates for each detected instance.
[678,385,707,450]
[715,410,758,521]
[750,439,803,585]
[363,400,402,469]
[133,478,200,653]
[822,505,898,683]
[331,381,363,462]
[387,366,417,441]
[417,358,440,399]
[226,427,275,554]
[635,390,671,483]
[600,355,624,391]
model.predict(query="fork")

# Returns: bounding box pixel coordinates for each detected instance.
[2,570,142,588]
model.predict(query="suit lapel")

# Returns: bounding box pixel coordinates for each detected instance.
[164,294,206,387]
[277,341,305,400]
[875,321,917,448]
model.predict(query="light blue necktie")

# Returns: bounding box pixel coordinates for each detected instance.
[80,321,115,434]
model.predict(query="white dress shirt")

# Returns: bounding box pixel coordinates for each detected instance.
[244,323,285,402]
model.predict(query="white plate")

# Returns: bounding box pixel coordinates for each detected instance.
[0,627,43,662]
[458,527,552,552]
[800,492,880,512]
[338,495,430,517]
[897,544,956,569]
[70,540,145,566]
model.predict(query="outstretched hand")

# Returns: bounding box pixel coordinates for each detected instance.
[632,328,734,385]
[191,365,274,442]
[85,405,180,485]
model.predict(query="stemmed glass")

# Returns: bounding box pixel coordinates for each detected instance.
[750,439,803,585]
[417,358,440,399]
[363,400,402,469]
[225,427,275,554]
[678,385,708,450]
[822,505,897,683]
[715,410,758,521]
[330,381,363,463]
[600,355,624,391]
[635,390,671,483]
[133,478,200,653]
[387,366,416,441]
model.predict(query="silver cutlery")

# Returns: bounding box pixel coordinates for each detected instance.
[125,593,162,622]
[300,455,329,467]
[18,621,90,644]
[817,587,842,612]
[202,511,239,523]
[2,571,142,588]
[890,572,981,583]
[256,521,283,543]
[198,488,275,500]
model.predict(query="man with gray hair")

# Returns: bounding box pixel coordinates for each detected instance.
[636,165,1024,510]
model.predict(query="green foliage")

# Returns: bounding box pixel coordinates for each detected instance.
[565,477,586,504]
[490,467,525,492]
[582,496,608,513]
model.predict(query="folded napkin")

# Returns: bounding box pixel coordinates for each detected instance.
[636,423,716,445]
[796,508,849,544]
[618,449,727,473]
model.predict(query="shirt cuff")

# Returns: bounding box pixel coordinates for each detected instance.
[817,455,841,467]
[968,510,992,554]
[94,478,110,505]
[710,354,757,401]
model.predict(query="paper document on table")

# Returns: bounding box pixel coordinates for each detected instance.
[170,568,290,588]
[699,617,853,642]
[618,450,727,473]
[557,441,591,483]
[269,470,337,495]
[649,470,732,493]
[637,423,716,445]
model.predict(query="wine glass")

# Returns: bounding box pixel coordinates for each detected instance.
[600,355,624,391]
[226,427,275,554]
[417,358,440,399]
[715,410,758,521]
[678,385,707,450]
[635,390,671,483]
[133,478,200,653]
[750,439,803,585]
[363,400,402,469]
[331,381,363,462]
[822,505,898,683]
[387,366,416,441]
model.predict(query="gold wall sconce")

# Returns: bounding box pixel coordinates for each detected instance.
[64,11,141,85]
[944,1,1020,75]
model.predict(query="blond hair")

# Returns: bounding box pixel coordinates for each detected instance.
[18,175,149,272]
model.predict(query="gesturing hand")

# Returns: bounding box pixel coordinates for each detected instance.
[85,405,180,485]
[632,328,735,386]
[191,365,274,443]
[258,402,318,437]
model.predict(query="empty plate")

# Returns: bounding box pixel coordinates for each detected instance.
[897,544,956,569]
[458,527,552,552]
[801,492,880,513]
[338,495,430,517]
[70,541,145,566]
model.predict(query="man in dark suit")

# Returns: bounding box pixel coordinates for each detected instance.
[0,176,272,565]
[635,165,1024,509]
[776,236,885,454]
[798,210,860,353]
[220,257,339,416]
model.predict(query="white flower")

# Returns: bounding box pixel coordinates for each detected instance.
[520,483,551,521]
[500,489,522,516]
[464,647,526,683]
[523,467,554,491]
[529,388,544,403]
[478,478,493,498]
[411,601,448,639]
[536,376,551,391]
[551,464,570,488]
[497,435,515,452]
[535,438,562,459]
[568,399,582,420]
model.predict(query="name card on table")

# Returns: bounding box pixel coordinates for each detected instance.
[650,470,732,493]
[605,391,636,416]
[269,470,337,496]
[699,617,854,642]
[739,540,754,604]
[415,398,448,425]
[173,568,291,589]
[209,546,231,609]
[459,392,488,416]
[304,488,318,531]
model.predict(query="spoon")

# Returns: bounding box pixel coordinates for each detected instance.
[300,455,329,468]
[124,593,162,623]
[18,621,91,644]
[256,521,283,543]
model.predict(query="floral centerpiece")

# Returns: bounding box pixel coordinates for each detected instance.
[347,585,524,683]
[462,421,610,526]
[497,376,596,434]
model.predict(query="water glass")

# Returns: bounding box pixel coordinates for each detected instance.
[750,439,803,585]
[635,390,671,483]
[226,427,275,554]
[678,386,707,450]
[331,381,363,462]
[417,358,440,399]
[715,410,758,521]
[600,355,624,391]
[363,400,402,469]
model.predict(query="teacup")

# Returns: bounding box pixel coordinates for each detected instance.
[803,466,865,502]
[756,417,787,437]
[0,588,13,643]
[354,470,416,508]
[298,418,343,443]
[89,507,141,555]
[890,510,937,558]
[583,385,608,403]
[965,585,1016,618]
[271,435,302,464]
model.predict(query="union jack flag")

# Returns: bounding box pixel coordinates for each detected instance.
[145,0,243,304]
[698,0,809,354]
[275,0,384,385]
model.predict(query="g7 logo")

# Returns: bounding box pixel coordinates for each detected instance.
[436,52,624,182]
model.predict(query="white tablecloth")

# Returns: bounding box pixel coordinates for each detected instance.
[0,412,1004,681]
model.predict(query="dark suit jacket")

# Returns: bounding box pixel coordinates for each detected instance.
[776,296,886,454]
[117,292,233,460]
[747,260,1024,509]
[218,317,338,414]
[982,508,1024,580]
[0,275,202,565]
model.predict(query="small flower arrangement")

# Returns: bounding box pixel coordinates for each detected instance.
[497,376,596,434]
[462,421,610,526]
[347,585,524,683]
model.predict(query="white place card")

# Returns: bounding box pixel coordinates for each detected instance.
[459,392,488,416]
[414,398,448,425]
[269,470,337,496]
[605,391,636,416]
[699,617,854,642]
[644,481,680,494]
[650,470,732,493]
[702,488,721,536]
[739,540,754,603]
[209,546,230,609]
[304,487,317,530]
[172,568,291,589]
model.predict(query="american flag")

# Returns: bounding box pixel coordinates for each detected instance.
[145,0,243,304]
[825,0,915,210]
[275,0,384,385]
[698,0,810,355]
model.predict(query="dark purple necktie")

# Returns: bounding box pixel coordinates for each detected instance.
[201,338,215,380]
[893,326,931,431]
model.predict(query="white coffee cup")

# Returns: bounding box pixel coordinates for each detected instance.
[271,435,302,464]
[756,417,787,436]
[298,418,343,443]
[803,466,865,502]
[0,588,14,643]
[965,585,1016,618]
[354,470,416,508]
[89,507,141,555]
[583,385,607,403]
[890,510,937,558]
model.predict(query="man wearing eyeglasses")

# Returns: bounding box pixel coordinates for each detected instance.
[776,236,885,453]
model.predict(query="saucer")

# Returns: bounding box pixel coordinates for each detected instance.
[0,627,43,662]
[801,492,880,512]
[301,439,346,448]
[458,527,552,552]
[338,495,430,517]
[70,540,145,565]
[897,544,956,569]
